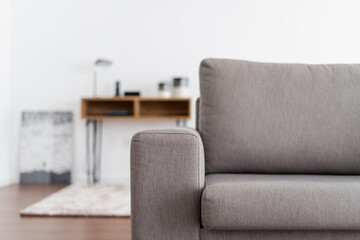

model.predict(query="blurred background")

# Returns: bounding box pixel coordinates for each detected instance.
[1,0,360,187]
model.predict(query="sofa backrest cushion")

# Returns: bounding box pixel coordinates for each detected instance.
[199,58,360,174]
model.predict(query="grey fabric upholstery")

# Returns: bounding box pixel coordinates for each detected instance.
[200,229,360,240]
[131,128,205,240]
[131,59,360,240]
[202,174,360,231]
[199,59,360,174]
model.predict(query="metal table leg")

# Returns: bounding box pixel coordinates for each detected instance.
[97,121,103,183]
[85,120,103,185]
[92,120,97,183]
[86,120,91,185]
[176,119,187,127]
[94,120,103,184]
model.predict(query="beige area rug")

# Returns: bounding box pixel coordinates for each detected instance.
[21,184,130,217]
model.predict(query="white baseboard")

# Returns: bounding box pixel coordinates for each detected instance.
[0,177,10,188]
[8,173,129,186]
[72,174,130,185]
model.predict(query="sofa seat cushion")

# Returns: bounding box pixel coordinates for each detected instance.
[201,174,360,231]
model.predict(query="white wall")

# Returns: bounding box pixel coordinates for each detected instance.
[10,0,360,183]
[0,0,11,187]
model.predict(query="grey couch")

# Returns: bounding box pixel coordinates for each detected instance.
[131,58,360,240]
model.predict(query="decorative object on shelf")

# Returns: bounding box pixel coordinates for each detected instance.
[115,81,121,97]
[93,58,113,97]
[172,77,190,97]
[19,111,73,184]
[158,82,171,98]
[124,91,141,96]
[105,110,129,116]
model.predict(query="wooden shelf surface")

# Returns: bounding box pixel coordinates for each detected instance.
[81,97,191,120]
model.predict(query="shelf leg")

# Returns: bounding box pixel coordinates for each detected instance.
[176,120,181,127]
[96,120,103,184]
[92,120,98,184]
[86,120,91,185]
[85,120,103,185]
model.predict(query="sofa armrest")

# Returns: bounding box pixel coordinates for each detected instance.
[131,128,205,240]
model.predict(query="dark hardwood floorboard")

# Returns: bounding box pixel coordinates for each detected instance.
[0,184,131,240]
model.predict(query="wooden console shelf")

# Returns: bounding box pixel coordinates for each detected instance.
[81,97,191,184]
[81,97,191,120]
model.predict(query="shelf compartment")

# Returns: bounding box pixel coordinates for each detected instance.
[139,100,190,118]
[83,100,134,118]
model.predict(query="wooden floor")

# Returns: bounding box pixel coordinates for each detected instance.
[0,184,131,240]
